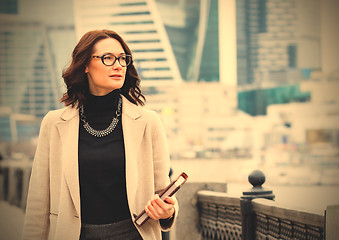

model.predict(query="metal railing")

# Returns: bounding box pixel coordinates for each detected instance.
[198,191,242,240]
[197,170,325,240]
[252,199,324,239]
[0,159,32,209]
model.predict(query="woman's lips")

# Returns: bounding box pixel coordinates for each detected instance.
[109,74,122,79]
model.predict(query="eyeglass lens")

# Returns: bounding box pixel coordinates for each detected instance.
[102,54,131,67]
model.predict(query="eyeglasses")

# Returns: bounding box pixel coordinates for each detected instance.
[91,54,132,67]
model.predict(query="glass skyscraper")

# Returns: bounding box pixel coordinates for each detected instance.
[0,0,76,143]
[74,0,220,83]
[0,0,76,118]
[74,0,182,85]
[0,0,18,14]
[0,20,60,117]
[155,0,220,82]
[236,0,320,115]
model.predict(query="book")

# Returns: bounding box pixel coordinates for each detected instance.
[134,172,188,227]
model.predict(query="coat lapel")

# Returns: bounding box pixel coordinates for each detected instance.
[56,106,81,217]
[121,96,147,209]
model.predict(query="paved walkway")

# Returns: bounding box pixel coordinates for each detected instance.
[0,201,25,240]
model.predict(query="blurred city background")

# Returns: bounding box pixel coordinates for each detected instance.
[0,0,339,239]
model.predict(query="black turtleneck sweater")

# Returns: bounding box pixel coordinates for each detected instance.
[78,89,131,224]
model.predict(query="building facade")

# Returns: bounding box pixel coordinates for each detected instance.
[236,0,321,115]
[74,0,182,86]
[0,0,76,118]
[155,0,220,82]
[0,0,76,144]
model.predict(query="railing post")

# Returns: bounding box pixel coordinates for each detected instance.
[326,205,339,240]
[240,170,275,240]
[240,198,255,240]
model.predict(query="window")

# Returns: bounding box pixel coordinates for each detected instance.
[288,45,297,68]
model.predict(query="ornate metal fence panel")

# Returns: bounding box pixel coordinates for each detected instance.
[198,191,242,240]
[197,190,325,240]
[252,199,324,240]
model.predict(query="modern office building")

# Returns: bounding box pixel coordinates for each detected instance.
[0,0,18,14]
[155,0,220,82]
[0,0,76,119]
[145,82,240,158]
[236,0,321,115]
[236,0,321,86]
[0,18,58,118]
[74,0,182,86]
[0,107,39,142]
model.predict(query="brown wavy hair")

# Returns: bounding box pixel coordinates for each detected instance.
[61,29,145,107]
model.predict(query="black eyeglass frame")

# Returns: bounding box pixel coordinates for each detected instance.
[91,54,132,67]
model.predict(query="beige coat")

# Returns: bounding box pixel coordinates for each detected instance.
[22,95,178,240]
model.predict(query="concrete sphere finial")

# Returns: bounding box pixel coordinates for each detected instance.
[248,170,265,188]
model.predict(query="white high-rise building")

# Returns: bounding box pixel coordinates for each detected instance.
[0,17,64,118]
[0,0,76,118]
[73,0,182,86]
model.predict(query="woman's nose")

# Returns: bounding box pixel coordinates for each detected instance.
[112,60,122,69]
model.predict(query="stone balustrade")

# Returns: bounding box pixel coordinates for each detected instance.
[197,170,325,240]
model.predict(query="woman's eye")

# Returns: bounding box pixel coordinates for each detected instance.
[104,56,113,60]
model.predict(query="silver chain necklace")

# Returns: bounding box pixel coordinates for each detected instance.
[79,97,122,138]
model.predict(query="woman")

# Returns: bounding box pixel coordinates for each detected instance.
[22,29,178,240]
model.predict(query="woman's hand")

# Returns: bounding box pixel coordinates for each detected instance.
[144,194,175,220]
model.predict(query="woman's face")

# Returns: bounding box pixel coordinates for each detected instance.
[85,38,127,96]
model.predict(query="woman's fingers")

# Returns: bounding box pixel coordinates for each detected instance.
[145,200,159,220]
[144,194,175,220]
[164,196,175,205]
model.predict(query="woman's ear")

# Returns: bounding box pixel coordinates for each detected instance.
[85,66,89,73]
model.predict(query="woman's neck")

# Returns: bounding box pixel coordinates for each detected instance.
[84,89,120,113]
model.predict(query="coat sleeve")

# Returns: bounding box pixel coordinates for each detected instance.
[22,112,51,240]
[150,111,179,231]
